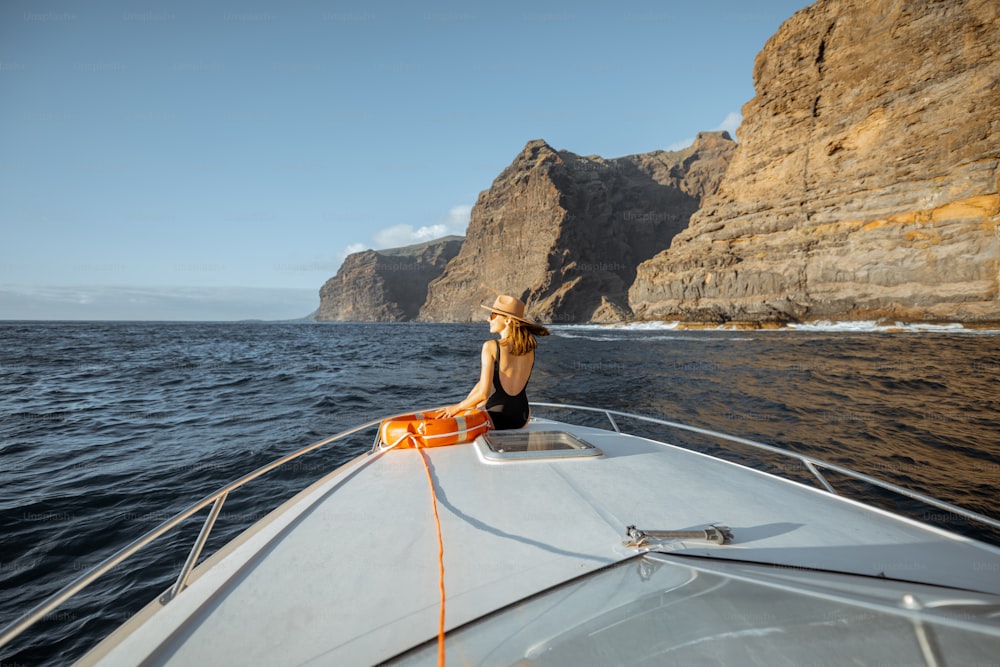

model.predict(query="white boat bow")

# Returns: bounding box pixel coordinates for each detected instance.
[2,403,999,666]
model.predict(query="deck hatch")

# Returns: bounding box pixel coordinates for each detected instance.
[478,431,603,461]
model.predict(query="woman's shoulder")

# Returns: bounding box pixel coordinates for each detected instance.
[497,339,533,359]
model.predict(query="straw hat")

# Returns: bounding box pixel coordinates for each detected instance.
[480,294,539,326]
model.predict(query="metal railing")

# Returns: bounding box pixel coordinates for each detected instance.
[530,402,1000,532]
[3,403,998,655]
[0,416,389,653]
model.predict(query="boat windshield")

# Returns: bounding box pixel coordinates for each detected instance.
[387,553,1000,665]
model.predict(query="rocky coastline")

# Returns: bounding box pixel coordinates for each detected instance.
[628,0,999,326]
[316,0,998,327]
[316,237,462,322]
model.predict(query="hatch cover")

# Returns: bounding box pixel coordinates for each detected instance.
[477,430,603,461]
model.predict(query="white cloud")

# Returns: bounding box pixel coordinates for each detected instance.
[343,242,367,255]
[716,111,742,138]
[333,242,372,270]
[667,111,743,151]
[667,136,695,151]
[345,203,472,256]
[447,204,472,229]
[372,223,456,247]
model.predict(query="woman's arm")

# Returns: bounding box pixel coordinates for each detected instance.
[442,342,494,417]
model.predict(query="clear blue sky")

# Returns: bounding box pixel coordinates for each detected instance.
[1,0,811,320]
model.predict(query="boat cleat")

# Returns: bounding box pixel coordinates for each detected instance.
[623,524,734,549]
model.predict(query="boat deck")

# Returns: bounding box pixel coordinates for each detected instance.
[82,419,1000,666]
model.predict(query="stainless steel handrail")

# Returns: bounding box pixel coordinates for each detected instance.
[0,416,387,652]
[3,402,998,654]
[529,402,1000,532]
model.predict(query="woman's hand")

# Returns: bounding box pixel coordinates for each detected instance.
[440,404,462,418]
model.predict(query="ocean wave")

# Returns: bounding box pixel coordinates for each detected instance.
[786,320,1000,334]
[1,321,997,666]
[553,320,1000,335]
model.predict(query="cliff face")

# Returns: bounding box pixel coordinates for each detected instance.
[629,0,1000,323]
[317,237,463,321]
[419,132,735,323]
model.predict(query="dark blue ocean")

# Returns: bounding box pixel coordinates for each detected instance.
[1,321,999,665]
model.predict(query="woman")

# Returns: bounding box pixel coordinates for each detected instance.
[442,295,550,430]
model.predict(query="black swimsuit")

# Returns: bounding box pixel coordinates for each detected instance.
[485,341,531,430]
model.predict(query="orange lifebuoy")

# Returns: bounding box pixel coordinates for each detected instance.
[380,408,491,449]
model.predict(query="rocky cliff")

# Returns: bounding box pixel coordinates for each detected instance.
[316,236,463,321]
[629,0,1000,324]
[419,132,735,323]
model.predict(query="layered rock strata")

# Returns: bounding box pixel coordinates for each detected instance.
[317,236,463,321]
[419,132,735,323]
[629,0,1000,323]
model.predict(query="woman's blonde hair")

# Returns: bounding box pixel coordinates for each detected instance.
[503,318,550,356]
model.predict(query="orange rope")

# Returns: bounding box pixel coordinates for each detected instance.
[416,442,447,666]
